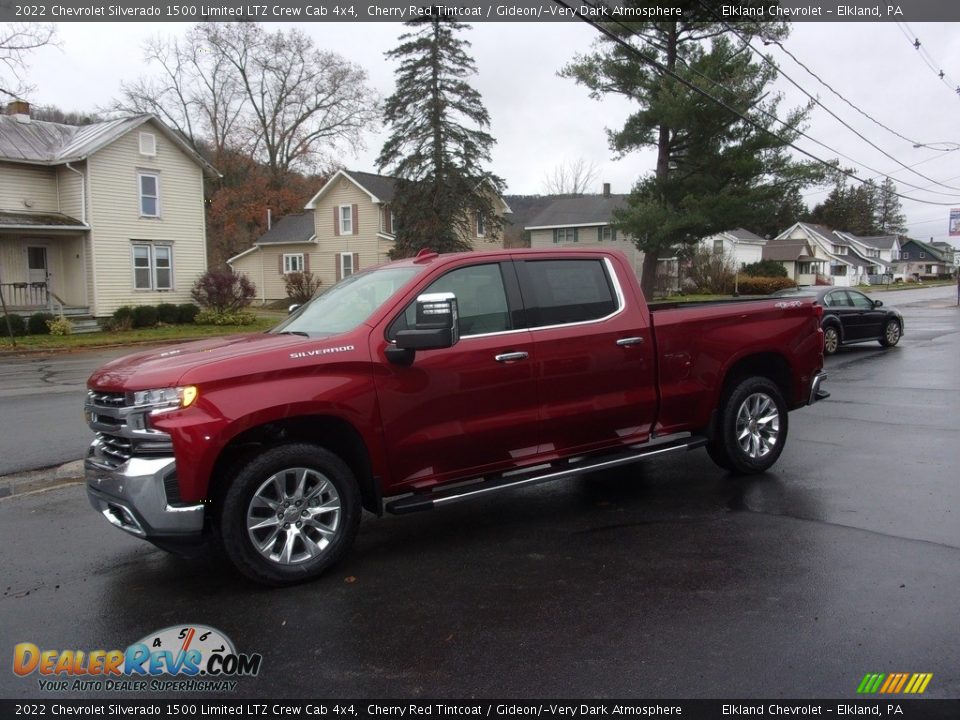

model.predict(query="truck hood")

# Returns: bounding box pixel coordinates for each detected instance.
[87,332,351,391]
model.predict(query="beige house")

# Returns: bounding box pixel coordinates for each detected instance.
[229,169,510,302]
[526,187,643,273]
[0,102,218,319]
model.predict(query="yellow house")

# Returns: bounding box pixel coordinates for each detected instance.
[228,169,510,302]
[0,102,218,321]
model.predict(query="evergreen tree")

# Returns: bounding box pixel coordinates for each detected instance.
[562,11,823,297]
[874,177,907,234]
[377,17,503,257]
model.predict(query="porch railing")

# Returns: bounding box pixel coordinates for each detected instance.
[0,282,49,308]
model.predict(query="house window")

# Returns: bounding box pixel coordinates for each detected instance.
[476,212,486,238]
[339,205,353,235]
[798,262,812,274]
[832,245,848,255]
[553,228,578,243]
[919,252,925,259]
[713,239,724,254]
[599,226,614,242]
[138,172,160,217]
[139,132,156,156]
[340,252,354,278]
[132,243,173,290]
[831,265,847,276]
[283,254,304,274]
[901,252,909,260]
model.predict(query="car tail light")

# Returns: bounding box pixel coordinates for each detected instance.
[813,304,824,320]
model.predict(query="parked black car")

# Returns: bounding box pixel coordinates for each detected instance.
[773,286,904,355]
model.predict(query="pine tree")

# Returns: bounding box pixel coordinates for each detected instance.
[562,11,823,297]
[377,17,503,257]
[874,177,907,234]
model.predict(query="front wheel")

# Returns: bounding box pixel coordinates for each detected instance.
[707,377,788,474]
[219,444,361,586]
[879,319,901,348]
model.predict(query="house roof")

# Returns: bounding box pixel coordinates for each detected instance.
[835,232,900,250]
[0,210,88,230]
[0,114,219,177]
[726,228,767,243]
[525,194,628,229]
[798,222,837,241]
[255,212,316,245]
[304,169,398,208]
[762,239,818,262]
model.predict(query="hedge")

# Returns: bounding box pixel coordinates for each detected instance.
[737,276,798,295]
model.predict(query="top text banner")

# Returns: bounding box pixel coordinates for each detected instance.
[1,0,959,22]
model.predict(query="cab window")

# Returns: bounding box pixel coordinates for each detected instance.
[389,263,512,338]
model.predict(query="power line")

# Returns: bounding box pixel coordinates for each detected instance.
[691,0,960,194]
[895,22,960,99]
[769,35,958,150]
[554,0,960,207]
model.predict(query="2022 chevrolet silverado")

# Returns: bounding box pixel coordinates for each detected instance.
[84,249,828,585]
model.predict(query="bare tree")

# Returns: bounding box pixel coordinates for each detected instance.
[108,23,379,177]
[109,27,246,165]
[0,23,57,100]
[542,157,600,195]
[204,23,379,177]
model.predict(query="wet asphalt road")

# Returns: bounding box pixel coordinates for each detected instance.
[0,292,958,700]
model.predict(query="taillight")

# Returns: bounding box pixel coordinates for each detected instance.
[813,304,824,320]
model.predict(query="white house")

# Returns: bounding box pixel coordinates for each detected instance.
[699,228,767,270]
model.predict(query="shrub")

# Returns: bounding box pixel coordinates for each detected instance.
[191,268,256,312]
[686,249,735,294]
[177,303,200,324]
[736,276,798,295]
[112,305,135,323]
[156,303,180,324]
[46,317,73,336]
[741,259,788,278]
[100,316,133,332]
[194,309,258,326]
[284,271,322,305]
[28,312,55,335]
[3,313,27,337]
[132,305,158,328]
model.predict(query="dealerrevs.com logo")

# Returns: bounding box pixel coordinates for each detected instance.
[13,624,262,693]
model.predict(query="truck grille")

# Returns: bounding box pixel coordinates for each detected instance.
[85,390,173,469]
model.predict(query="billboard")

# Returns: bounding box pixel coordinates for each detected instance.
[950,209,960,236]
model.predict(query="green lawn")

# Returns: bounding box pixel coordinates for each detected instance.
[0,312,285,354]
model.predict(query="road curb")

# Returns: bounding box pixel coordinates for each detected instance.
[0,460,84,499]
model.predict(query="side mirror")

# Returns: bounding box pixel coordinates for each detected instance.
[873,299,883,308]
[396,292,459,350]
[288,304,301,315]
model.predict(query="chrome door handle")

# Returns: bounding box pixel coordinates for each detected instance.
[616,337,645,346]
[495,352,529,362]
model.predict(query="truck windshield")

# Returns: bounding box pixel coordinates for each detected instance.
[271,266,421,338]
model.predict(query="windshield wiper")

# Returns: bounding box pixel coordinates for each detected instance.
[277,330,310,337]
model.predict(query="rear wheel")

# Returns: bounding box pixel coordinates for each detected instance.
[707,377,788,475]
[879,319,901,348]
[823,325,840,355]
[219,443,361,586]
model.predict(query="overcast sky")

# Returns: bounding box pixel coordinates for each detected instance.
[16,19,960,246]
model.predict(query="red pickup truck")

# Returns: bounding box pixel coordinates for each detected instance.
[85,249,827,585]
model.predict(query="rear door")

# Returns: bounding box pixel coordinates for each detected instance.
[516,255,657,457]
[373,261,541,488]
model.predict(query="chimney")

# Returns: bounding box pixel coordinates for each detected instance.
[602,182,611,198]
[6,100,31,123]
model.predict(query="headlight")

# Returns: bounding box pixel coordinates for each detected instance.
[129,386,199,411]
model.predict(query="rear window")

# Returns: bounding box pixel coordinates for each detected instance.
[523,259,618,327]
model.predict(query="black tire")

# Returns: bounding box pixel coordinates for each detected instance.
[823,324,840,355]
[218,443,361,586]
[879,318,901,348]
[707,377,788,475]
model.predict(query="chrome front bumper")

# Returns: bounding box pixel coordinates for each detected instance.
[85,438,204,539]
[808,371,830,405]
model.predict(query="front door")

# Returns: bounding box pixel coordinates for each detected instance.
[374,261,541,490]
[26,246,48,285]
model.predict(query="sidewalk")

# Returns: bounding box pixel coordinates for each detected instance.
[0,460,84,499]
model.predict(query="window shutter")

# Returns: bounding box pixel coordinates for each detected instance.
[384,207,392,234]
[335,254,342,282]
[352,204,359,235]
[352,252,359,272]
[333,207,340,236]
[597,227,603,242]
[574,228,579,242]
[553,229,558,244]
[278,255,283,274]
[303,253,310,272]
